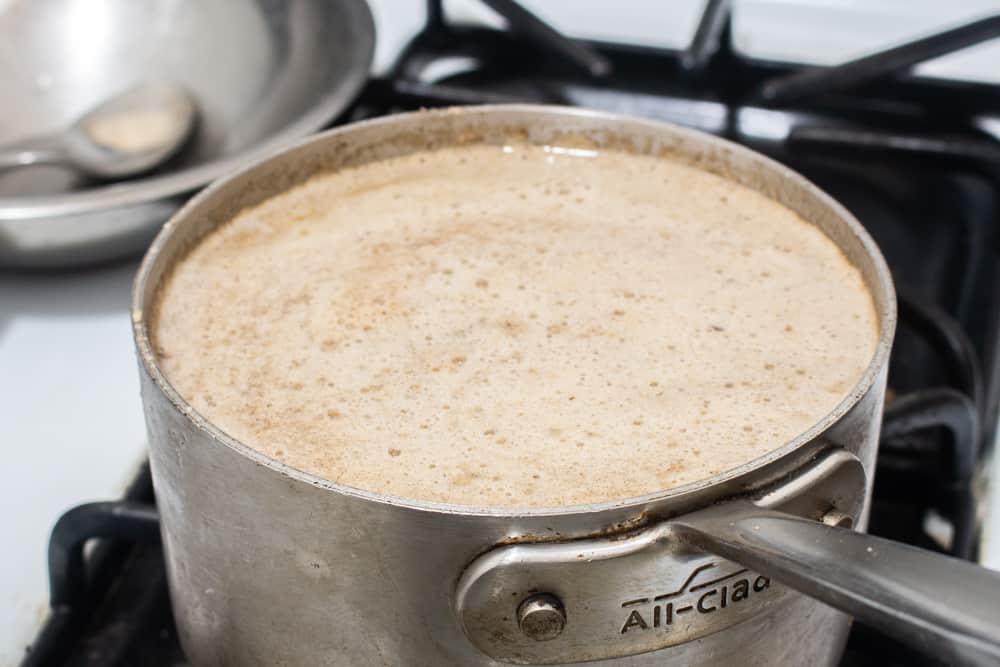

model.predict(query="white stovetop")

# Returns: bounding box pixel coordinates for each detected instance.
[3,1,1000,663]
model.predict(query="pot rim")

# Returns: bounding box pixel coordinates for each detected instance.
[131,104,897,518]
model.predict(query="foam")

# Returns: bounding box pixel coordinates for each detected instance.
[151,142,878,507]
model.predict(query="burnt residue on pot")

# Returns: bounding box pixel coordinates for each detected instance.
[495,512,653,546]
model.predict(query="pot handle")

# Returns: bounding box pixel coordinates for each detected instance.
[671,499,1000,667]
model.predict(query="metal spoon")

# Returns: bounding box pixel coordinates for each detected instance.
[0,82,197,180]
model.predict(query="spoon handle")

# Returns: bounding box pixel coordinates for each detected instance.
[0,134,67,171]
[0,148,67,171]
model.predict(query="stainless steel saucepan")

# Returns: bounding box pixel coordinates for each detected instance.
[131,106,1000,666]
[0,0,373,268]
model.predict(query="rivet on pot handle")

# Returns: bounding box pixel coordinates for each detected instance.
[455,450,1000,665]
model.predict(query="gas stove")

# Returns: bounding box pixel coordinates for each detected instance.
[18,2,1000,665]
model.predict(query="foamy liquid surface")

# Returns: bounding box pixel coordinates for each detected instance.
[152,142,878,507]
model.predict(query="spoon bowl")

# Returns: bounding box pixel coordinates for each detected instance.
[0,82,197,180]
[68,82,198,179]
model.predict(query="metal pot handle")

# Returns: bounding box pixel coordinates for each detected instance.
[457,450,1000,665]
[672,499,1000,667]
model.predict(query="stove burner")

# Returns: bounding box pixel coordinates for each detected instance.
[22,1,1000,664]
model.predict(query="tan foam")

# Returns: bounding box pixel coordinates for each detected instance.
[151,141,878,507]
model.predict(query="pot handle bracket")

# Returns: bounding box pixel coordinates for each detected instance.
[455,449,866,665]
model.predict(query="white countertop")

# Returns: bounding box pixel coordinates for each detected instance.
[3,1,1000,663]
